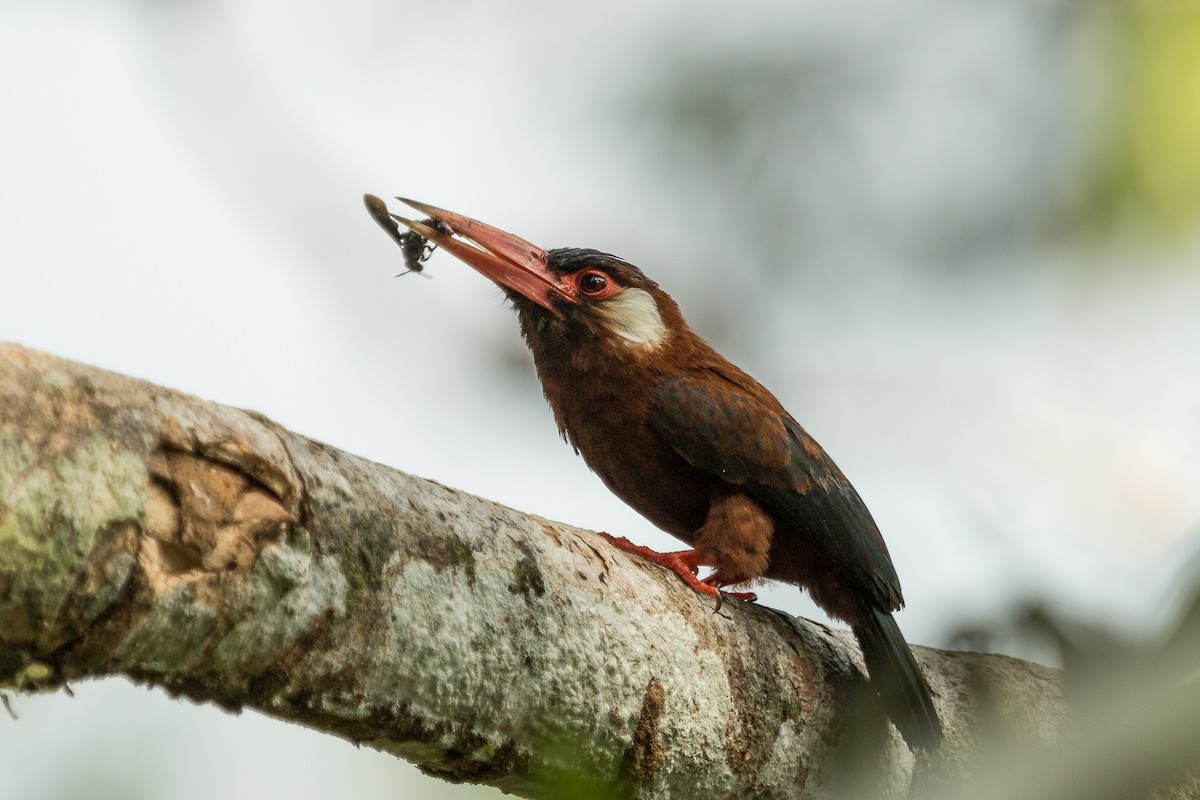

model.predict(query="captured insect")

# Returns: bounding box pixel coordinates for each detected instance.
[363,194,451,276]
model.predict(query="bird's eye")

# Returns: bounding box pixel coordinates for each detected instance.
[578,270,613,298]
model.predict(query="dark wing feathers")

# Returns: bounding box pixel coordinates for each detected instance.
[650,375,903,610]
[649,377,791,484]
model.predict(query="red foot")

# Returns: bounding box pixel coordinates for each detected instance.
[597,533,757,604]
[702,572,758,603]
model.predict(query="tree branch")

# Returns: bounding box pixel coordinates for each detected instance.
[0,343,1065,798]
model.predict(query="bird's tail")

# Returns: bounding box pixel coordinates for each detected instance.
[852,607,943,749]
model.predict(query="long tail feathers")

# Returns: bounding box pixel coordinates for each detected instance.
[852,608,943,750]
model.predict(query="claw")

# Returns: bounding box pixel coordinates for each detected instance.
[703,570,758,604]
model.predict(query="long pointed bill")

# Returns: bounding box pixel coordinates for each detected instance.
[383,197,579,316]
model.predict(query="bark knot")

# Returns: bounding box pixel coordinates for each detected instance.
[142,448,296,594]
[622,677,667,789]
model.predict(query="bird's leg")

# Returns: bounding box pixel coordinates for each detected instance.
[690,493,767,604]
[596,533,755,603]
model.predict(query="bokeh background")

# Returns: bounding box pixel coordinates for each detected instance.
[3,1,1200,798]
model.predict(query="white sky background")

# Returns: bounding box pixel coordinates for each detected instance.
[2,1,1200,798]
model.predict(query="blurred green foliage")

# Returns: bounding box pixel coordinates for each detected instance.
[1077,4,1200,240]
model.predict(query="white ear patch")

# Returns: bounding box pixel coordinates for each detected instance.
[596,287,668,349]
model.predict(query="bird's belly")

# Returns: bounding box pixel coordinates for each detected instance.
[575,429,712,541]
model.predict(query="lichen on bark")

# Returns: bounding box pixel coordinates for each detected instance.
[0,343,1074,799]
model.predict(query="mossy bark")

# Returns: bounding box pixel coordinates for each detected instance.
[0,343,1068,799]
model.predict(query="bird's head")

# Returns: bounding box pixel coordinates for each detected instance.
[385,198,688,366]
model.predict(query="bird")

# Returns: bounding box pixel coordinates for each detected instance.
[365,194,944,750]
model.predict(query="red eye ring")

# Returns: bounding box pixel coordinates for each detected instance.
[577,269,617,299]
